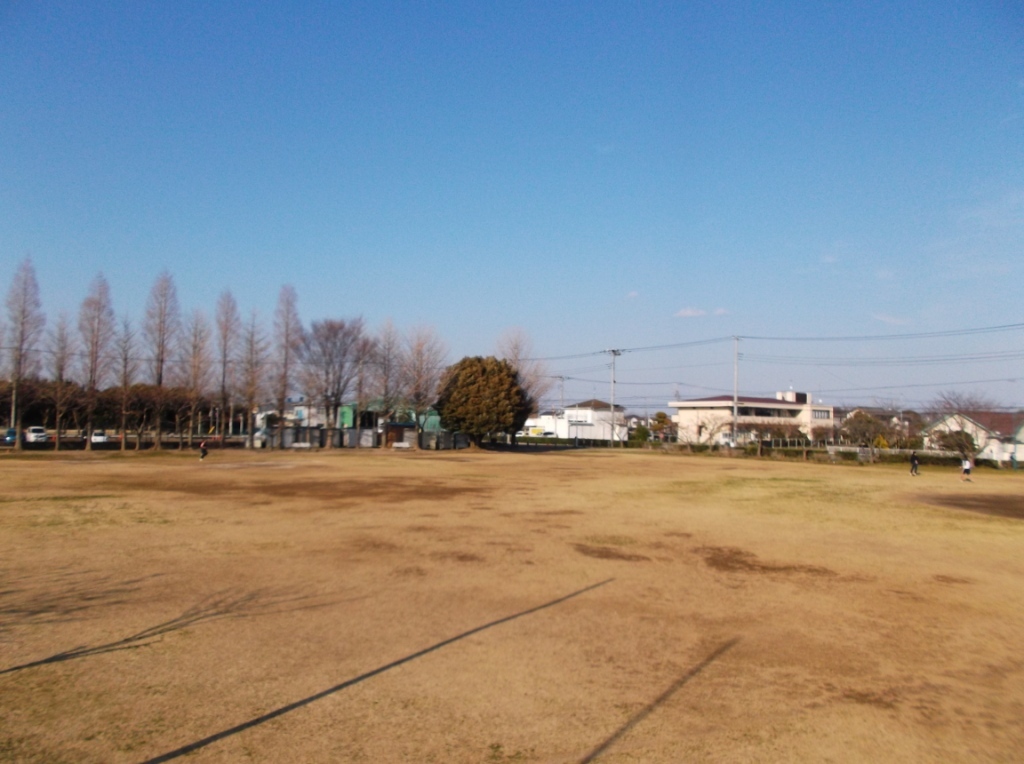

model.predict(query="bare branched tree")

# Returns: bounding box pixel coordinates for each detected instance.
[402,326,447,438]
[115,317,138,451]
[143,271,180,387]
[177,309,213,447]
[497,327,549,414]
[928,390,1000,420]
[239,311,269,449]
[351,335,376,432]
[925,390,1002,457]
[143,272,180,448]
[272,285,302,445]
[78,273,115,448]
[214,290,241,440]
[47,313,78,451]
[298,318,364,446]
[6,258,46,447]
[372,319,405,428]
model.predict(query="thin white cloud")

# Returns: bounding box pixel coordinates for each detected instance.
[675,307,706,318]
[871,313,909,325]
[820,254,838,264]
[625,290,638,299]
[713,307,728,315]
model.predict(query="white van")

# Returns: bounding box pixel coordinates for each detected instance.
[25,426,49,443]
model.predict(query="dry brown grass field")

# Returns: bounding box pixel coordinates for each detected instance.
[1,447,1023,763]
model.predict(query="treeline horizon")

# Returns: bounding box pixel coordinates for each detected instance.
[0,258,552,448]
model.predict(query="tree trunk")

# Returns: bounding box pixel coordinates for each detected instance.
[84,398,94,451]
[120,399,129,452]
[135,415,146,451]
[11,385,20,451]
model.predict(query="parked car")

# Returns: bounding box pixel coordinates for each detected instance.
[90,430,109,443]
[3,428,16,445]
[24,426,49,443]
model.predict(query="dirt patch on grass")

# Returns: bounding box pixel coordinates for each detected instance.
[840,688,900,709]
[922,493,1024,519]
[695,546,836,576]
[572,543,651,562]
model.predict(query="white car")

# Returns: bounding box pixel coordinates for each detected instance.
[25,426,49,443]
[90,430,109,443]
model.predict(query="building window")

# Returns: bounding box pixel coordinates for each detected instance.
[812,409,830,419]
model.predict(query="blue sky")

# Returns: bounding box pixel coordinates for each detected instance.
[2,1,1022,411]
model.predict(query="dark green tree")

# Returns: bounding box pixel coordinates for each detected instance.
[841,411,886,446]
[841,410,889,462]
[435,356,532,447]
[649,411,676,441]
[630,424,651,443]
[935,430,976,457]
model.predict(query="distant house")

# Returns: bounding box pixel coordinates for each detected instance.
[254,395,332,431]
[523,399,628,441]
[833,406,925,446]
[668,391,834,445]
[923,411,1024,462]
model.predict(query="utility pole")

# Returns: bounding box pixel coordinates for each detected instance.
[554,375,565,438]
[608,349,622,447]
[732,336,740,445]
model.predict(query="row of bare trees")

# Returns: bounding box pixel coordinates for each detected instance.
[1,259,550,449]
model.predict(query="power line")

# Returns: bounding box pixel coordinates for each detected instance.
[528,322,1024,363]
[812,376,1020,394]
[740,322,1024,342]
[528,336,732,361]
[744,350,1024,367]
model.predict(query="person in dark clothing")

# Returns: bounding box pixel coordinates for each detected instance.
[909,451,920,476]
[199,440,208,461]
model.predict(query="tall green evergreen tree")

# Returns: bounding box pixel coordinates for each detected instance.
[436,356,531,446]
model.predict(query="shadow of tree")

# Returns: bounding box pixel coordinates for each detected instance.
[0,586,338,676]
[0,565,161,632]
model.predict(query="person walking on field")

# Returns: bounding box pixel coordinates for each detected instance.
[910,451,920,476]
[960,455,972,482]
[199,440,208,461]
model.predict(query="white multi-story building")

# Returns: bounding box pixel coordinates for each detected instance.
[522,399,628,441]
[668,391,834,445]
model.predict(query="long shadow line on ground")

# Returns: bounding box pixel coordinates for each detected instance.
[139,578,615,764]
[577,637,741,764]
